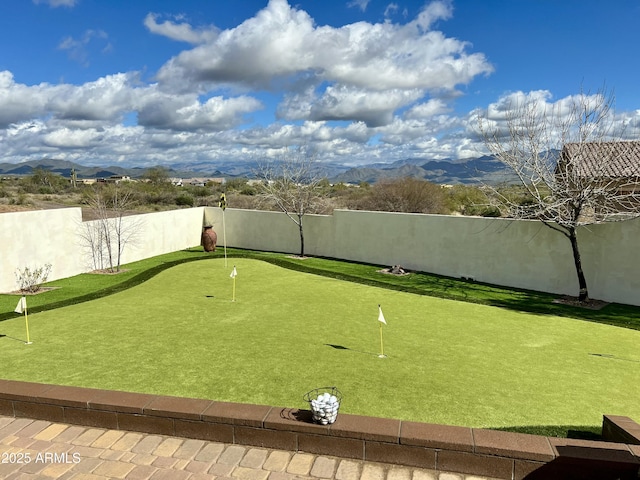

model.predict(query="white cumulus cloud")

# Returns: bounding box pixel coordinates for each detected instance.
[307,85,424,127]
[0,71,51,127]
[144,13,219,44]
[137,94,262,131]
[152,0,491,128]
[155,0,492,93]
[405,99,451,119]
[47,73,136,122]
[43,128,103,148]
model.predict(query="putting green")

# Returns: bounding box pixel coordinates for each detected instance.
[1,258,639,431]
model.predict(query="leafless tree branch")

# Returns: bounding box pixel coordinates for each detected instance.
[255,148,327,257]
[478,86,640,301]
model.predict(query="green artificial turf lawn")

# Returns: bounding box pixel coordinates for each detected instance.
[1,258,639,435]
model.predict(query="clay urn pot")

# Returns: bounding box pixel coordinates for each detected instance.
[201,225,217,252]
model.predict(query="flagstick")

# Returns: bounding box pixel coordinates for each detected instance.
[222,209,228,268]
[23,296,32,345]
[232,275,236,302]
[377,304,386,358]
[230,265,237,302]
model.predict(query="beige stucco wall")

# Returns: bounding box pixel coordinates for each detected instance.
[0,207,205,293]
[204,208,337,258]
[114,207,205,265]
[2,205,638,305]
[0,208,85,293]
[205,207,640,306]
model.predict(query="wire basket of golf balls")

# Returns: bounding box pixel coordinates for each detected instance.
[304,387,342,425]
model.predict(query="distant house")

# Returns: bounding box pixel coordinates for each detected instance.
[558,141,640,216]
[559,141,640,192]
[106,175,132,184]
[170,178,183,187]
[189,178,208,187]
[188,177,225,187]
[78,178,97,185]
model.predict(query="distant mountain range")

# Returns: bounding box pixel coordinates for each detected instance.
[0,156,516,185]
[330,156,515,184]
[0,159,218,181]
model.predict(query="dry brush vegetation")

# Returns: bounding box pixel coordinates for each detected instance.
[0,167,515,218]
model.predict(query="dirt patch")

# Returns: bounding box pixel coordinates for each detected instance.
[552,295,609,310]
[10,287,60,295]
[0,204,32,213]
[89,269,130,275]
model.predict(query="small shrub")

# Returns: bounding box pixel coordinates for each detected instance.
[480,206,502,217]
[15,263,52,293]
[148,189,176,205]
[10,193,30,205]
[175,194,195,207]
[189,186,210,197]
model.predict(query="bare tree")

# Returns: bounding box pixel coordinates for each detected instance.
[81,183,143,272]
[78,219,107,271]
[478,87,640,302]
[256,150,327,258]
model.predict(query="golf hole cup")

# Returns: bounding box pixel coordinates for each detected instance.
[304,387,342,424]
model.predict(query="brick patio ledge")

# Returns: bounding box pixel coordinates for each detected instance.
[0,379,638,480]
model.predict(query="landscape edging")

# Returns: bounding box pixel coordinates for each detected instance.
[0,379,638,479]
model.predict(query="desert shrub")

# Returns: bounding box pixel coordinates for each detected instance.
[354,177,449,214]
[143,166,171,185]
[143,189,175,205]
[461,204,502,217]
[175,194,195,207]
[187,186,210,197]
[15,263,52,293]
[195,195,219,207]
[225,193,264,210]
[10,193,30,205]
[26,168,69,194]
[225,177,251,192]
[446,184,501,216]
[479,206,502,217]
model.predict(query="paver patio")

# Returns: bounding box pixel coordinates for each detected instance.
[0,416,500,480]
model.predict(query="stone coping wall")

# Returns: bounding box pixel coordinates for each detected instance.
[0,380,638,479]
[603,415,640,445]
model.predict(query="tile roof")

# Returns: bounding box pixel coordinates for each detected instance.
[561,141,640,178]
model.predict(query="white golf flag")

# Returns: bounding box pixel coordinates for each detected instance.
[230,266,237,278]
[378,305,387,325]
[15,296,26,314]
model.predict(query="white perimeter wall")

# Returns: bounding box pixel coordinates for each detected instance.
[205,208,640,306]
[2,206,639,305]
[0,207,204,293]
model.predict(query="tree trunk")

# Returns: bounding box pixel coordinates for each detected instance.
[567,226,589,302]
[298,216,305,258]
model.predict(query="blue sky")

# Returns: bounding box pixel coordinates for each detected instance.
[0,0,639,167]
